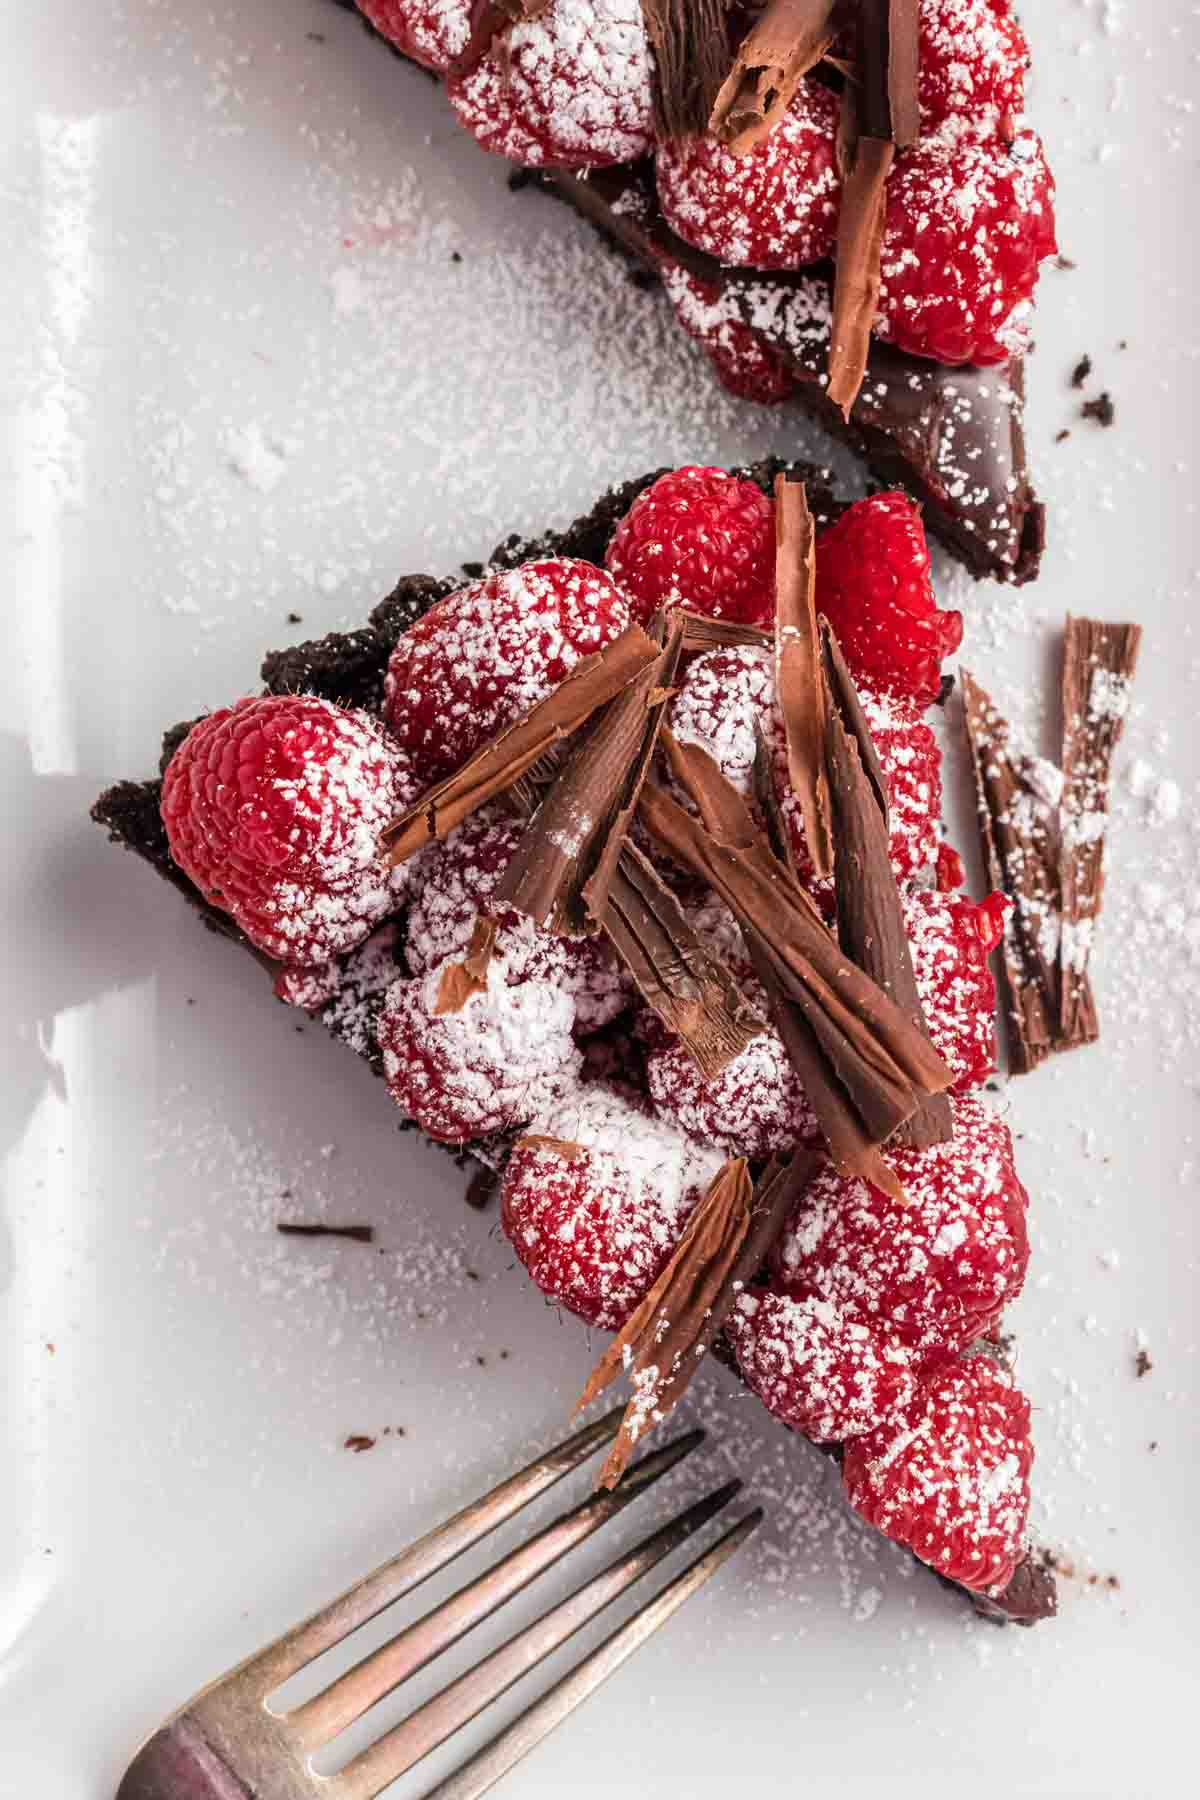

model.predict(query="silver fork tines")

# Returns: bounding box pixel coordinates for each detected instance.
[116,1411,759,1800]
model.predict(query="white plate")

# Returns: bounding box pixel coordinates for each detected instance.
[2,2,1197,1795]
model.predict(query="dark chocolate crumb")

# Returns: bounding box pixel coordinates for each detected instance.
[464,1166,499,1210]
[1055,254,1077,271]
[933,673,955,708]
[1118,338,1128,350]
[499,1349,510,1360]
[466,1268,480,1281]
[286,610,303,624]
[507,168,534,192]
[277,1222,375,1244]
[1054,428,1071,444]
[1135,1348,1152,1379]
[460,560,485,579]
[306,31,325,43]
[629,266,658,290]
[451,250,462,264]
[475,1354,487,1367]
[1082,392,1115,428]
[1070,355,1092,389]
[1149,1440,1158,1452]
[344,1434,376,1453]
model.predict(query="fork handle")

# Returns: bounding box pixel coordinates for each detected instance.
[116,1715,254,1800]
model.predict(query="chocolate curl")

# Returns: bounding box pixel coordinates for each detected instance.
[379,623,660,866]
[773,475,833,879]
[709,0,841,154]
[579,1147,822,1488]
[433,915,498,1015]
[858,0,921,147]
[639,0,730,141]
[638,765,952,1186]
[820,622,952,1150]
[1058,616,1142,1047]
[490,611,684,934]
[827,130,894,420]
[678,610,771,655]
[961,671,1062,1074]
[601,842,765,1078]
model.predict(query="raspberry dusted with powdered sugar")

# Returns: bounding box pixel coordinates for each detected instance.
[877,130,1057,368]
[842,1354,1034,1592]
[501,1085,725,1330]
[646,1012,817,1161]
[382,558,630,784]
[668,644,776,800]
[605,466,776,628]
[446,0,654,170]
[657,79,841,272]
[160,695,418,967]
[773,1095,1029,1357]
[726,1287,918,1444]
[659,263,794,406]
[404,805,631,1031]
[356,0,470,72]
[916,0,1029,137]
[378,955,581,1144]
[905,885,1006,1092]
[815,494,962,709]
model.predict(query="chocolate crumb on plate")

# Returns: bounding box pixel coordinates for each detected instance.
[1071,354,1093,388]
[343,1434,376,1453]
[1082,392,1116,427]
[276,1221,374,1243]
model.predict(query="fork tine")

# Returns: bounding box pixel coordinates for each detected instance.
[251,1407,626,1693]
[419,1508,762,1800]
[288,1429,706,1751]
[334,1478,745,1799]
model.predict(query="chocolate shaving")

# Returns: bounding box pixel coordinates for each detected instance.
[638,765,952,1187]
[276,1222,374,1243]
[1058,616,1142,1048]
[601,841,764,1077]
[518,1134,586,1162]
[709,0,840,154]
[820,623,952,1150]
[961,671,1063,1073]
[678,610,771,655]
[579,1144,821,1488]
[858,0,921,147]
[434,915,498,1014]
[828,129,894,419]
[379,623,659,865]
[449,0,552,79]
[491,612,684,934]
[773,475,833,878]
[639,0,730,141]
[820,625,890,822]
[753,719,796,872]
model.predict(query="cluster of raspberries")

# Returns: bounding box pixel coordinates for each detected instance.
[359,0,1055,372]
[161,465,1031,1593]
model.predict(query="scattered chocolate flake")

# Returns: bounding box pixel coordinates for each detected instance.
[969,1550,1058,1626]
[343,1434,376,1453]
[1135,1348,1153,1379]
[464,1164,499,1210]
[380,623,659,865]
[1070,354,1092,389]
[773,476,833,879]
[961,671,1064,1074]
[494,612,685,935]
[934,674,955,708]
[1054,254,1076,271]
[1054,428,1071,444]
[1081,391,1115,428]
[285,610,303,624]
[828,130,894,419]
[638,766,951,1196]
[434,915,498,1015]
[709,0,840,154]
[450,249,463,264]
[1059,616,1141,1046]
[821,624,952,1151]
[306,30,325,43]
[640,0,729,141]
[519,1134,587,1162]
[857,1,921,148]
[277,1221,374,1243]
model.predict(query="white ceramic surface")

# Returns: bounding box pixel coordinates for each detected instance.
[2,3,1198,1795]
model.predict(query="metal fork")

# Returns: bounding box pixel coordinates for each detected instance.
[115,1407,759,1800]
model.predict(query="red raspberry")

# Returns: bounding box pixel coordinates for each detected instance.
[876,130,1057,367]
[773,1095,1029,1356]
[446,0,654,170]
[660,262,793,405]
[160,695,418,966]
[501,1085,725,1329]
[383,559,630,784]
[814,494,962,708]
[668,644,775,801]
[605,466,775,628]
[656,79,841,272]
[772,688,942,885]
[726,1285,918,1443]
[404,806,631,1031]
[935,841,966,893]
[646,1009,817,1161]
[842,1354,1034,1592]
[916,0,1029,136]
[378,955,581,1143]
[904,886,1004,1092]
[356,0,470,73]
